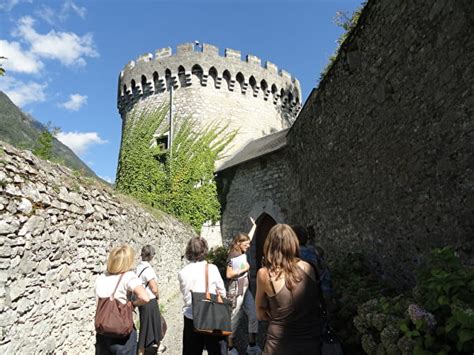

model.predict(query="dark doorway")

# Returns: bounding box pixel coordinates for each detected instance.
[255,213,277,270]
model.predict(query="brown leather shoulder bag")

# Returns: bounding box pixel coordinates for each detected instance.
[95,273,134,338]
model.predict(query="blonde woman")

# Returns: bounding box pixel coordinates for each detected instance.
[226,217,261,355]
[95,245,150,354]
[255,224,322,355]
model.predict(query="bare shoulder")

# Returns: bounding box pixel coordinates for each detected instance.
[297,260,311,271]
[298,260,316,279]
[257,267,269,281]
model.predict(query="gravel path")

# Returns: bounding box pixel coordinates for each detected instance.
[160,290,185,355]
[159,288,266,355]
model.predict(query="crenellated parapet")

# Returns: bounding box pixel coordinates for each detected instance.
[117,43,302,117]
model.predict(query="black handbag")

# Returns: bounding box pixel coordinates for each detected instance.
[191,263,232,336]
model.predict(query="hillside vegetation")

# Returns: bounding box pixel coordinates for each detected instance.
[0,91,96,177]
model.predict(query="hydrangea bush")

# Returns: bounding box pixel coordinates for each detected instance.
[351,248,474,354]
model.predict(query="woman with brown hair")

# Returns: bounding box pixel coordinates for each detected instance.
[178,236,227,355]
[95,245,150,354]
[255,224,322,355]
[226,217,261,355]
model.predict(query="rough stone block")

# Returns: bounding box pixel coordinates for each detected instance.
[246,55,261,66]
[177,43,194,54]
[265,61,278,73]
[155,47,172,58]
[225,48,241,60]
[202,43,218,55]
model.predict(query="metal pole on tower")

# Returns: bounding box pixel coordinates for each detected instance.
[168,84,173,160]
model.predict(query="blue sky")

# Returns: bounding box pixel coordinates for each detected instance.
[0,0,362,183]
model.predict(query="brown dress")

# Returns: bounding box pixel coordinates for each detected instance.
[263,266,322,355]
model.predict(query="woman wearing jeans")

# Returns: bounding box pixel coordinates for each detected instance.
[226,217,261,355]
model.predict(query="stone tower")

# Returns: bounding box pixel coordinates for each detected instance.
[117,42,302,166]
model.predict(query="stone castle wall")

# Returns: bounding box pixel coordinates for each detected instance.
[219,149,293,242]
[0,142,195,354]
[117,43,302,166]
[218,0,473,288]
[287,0,473,284]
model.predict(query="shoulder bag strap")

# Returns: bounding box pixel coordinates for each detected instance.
[138,266,149,278]
[204,262,210,299]
[138,266,150,288]
[111,273,124,299]
[205,262,225,303]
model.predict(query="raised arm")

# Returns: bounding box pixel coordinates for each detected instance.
[248,216,257,242]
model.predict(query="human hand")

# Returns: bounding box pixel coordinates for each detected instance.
[249,216,256,226]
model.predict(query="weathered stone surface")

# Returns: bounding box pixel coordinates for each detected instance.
[0,309,17,327]
[18,215,45,236]
[219,0,473,291]
[17,198,32,215]
[36,259,50,275]
[8,279,26,301]
[0,218,20,235]
[0,141,194,353]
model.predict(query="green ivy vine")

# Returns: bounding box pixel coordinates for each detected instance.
[115,105,236,232]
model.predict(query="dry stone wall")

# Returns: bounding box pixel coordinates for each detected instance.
[0,142,194,354]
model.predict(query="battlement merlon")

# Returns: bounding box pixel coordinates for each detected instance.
[118,42,302,106]
[122,43,299,84]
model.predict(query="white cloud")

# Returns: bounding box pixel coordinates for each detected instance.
[63,0,86,19]
[59,93,87,111]
[55,131,107,156]
[13,16,98,67]
[0,0,31,12]
[0,39,43,74]
[0,76,47,106]
[36,1,86,25]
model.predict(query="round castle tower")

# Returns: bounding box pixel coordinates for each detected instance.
[117,43,302,165]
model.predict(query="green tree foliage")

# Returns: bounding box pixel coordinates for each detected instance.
[33,123,59,160]
[319,3,365,81]
[0,56,6,76]
[205,246,228,280]
[116,105,236,231]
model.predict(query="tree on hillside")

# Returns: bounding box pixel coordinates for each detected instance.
[33,123,60,160]
[0,56,6,76]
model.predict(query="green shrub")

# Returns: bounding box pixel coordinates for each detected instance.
[115,105,235,232]
[205,246,229,281]
[330,253,395,353]
[352,248,474,354]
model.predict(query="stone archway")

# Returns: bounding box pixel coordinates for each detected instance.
[249,213,277,287]
[255,213,277,270]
